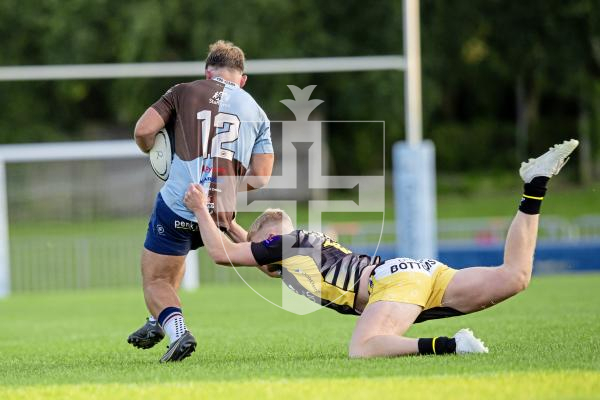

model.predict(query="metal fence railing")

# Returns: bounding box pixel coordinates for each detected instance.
[9,215,600,293]
[328,215,600,250]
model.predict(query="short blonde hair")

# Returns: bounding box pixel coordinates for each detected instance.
[247,208,293,241]
[205,40,245,73]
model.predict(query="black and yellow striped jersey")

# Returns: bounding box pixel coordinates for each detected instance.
[250,230,377,315]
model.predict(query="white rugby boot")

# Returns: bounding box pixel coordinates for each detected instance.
[519,139,579,183]
[454,328,489,354]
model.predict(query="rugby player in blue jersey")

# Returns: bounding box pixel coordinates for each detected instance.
[130,41,274,362]
[183,140,578,358]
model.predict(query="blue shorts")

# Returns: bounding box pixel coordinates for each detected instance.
[144,193,204,256]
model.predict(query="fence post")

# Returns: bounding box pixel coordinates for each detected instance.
[0,160,10,298]
[182,249,199,291]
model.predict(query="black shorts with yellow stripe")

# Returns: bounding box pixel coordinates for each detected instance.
[367,257,464,323]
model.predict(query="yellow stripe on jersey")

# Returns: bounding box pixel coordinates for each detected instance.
[282,255,357,311]
[319,281,356,309]
[282,255,322,293]
[323,239,352,254]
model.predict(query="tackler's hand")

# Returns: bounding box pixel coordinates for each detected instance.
[184,183,207,213]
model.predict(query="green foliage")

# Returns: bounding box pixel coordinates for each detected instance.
[430,120,515,170]
[421,0,600,175]
[0,0,599,176]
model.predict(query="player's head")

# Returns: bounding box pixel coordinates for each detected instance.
[205,40,247,87]
[247,208,294,242]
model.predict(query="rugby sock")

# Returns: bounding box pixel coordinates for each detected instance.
[519,176,549,215]
[418,337,456,355]
[157,307,188,344]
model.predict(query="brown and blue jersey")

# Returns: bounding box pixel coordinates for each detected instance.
[152,77,272,230]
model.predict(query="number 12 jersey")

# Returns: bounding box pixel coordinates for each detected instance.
[151,76,273,230]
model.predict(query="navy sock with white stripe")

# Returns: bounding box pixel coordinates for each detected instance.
[158,307,188,344]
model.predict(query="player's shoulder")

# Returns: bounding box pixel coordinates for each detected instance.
[166,80,228,104]
[234,88,269,121]
[295,230,328,248]
[263,230,300,244]
[177,79,220,92]
[160,80,200,96]
[255,101,270,122]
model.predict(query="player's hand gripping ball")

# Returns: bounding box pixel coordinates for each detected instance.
[149,129,172,181]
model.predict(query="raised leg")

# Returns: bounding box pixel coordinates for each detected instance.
[441,211,538,313]
[441,139,579,314]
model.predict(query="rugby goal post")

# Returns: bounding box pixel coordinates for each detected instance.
[393,0,437,260]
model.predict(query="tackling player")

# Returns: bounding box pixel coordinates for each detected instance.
[183,139,578,357]
[130,40,274,362]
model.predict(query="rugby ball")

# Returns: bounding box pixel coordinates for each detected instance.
[149,129,172,181]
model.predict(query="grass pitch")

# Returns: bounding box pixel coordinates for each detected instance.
[0,274,599,399]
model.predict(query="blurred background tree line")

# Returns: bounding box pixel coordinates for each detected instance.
[0,0,598,183]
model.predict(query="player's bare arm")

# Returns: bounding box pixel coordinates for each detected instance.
[239,153,275,191]
[226,219,250,243]
[184,185,279,278]
[184,183,257,266]
[134,107,165,153]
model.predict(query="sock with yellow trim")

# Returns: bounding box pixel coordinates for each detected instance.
[418,336,456,355]
[519,176,549,215]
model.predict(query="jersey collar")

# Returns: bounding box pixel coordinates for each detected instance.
[212,76,239,87]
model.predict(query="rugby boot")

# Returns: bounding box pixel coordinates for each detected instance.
[159,331,197,362]
[519,139,579,183]
[127,318,165,349]
[454,328,489,354]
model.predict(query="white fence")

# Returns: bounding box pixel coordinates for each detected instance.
[7,214,599,293]
[0,141,200,296]
[329,216,600,249]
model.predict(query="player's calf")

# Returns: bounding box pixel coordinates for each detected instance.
[349,328,488,358]
[500,139,580,295]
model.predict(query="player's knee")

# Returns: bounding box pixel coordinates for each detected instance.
[498,264,531,296]
[141,262,179,285]
[515,270,531,292]
[348,347,365,359]
[349,338,381,359]
[507,268,531,294]
[142,273,174,291]
[348,340,367,359]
